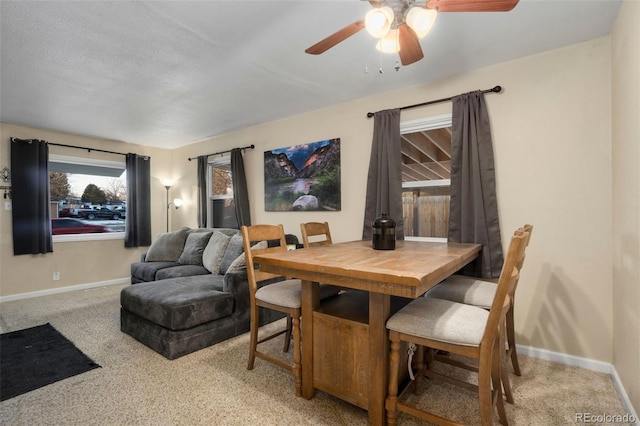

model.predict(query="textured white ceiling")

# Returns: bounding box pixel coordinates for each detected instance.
[0,0,622,149]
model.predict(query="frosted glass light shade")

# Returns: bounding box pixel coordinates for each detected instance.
[376,29,400,53]
[173,198,183,208]
[405,7,437,38]
[365,6,394,38]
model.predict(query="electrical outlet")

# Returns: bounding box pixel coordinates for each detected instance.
[53,272,60,281]
[4,201,10,210]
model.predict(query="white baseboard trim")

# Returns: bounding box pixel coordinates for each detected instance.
[0,278,130,303]
[611,365,640,425]
[516,344,611,373]
[517,344,639,425]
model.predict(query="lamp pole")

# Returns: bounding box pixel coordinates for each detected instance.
[165,185,171,232]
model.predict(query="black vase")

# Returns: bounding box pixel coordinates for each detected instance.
[372,213,396,250]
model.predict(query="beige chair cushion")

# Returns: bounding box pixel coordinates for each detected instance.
[256,279,303,308]
[386,297,489,347]
[256,280,340,309]
[426,275,496,310]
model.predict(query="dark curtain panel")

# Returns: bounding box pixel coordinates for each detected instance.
[10,138,53,255]
[231,148,251,227]
[448,91,503,278]
[362,109,404,240]
[197,155,208,228]
[125,154,151,248]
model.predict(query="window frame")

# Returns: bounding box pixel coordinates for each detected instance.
[49,154,126,243]
[207,154,237,228]
[208,154,233,201]
[401,114,452,243]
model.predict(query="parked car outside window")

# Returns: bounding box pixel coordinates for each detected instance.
[51,218,108,235]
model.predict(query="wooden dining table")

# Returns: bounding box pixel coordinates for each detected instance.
[253,239,482,425]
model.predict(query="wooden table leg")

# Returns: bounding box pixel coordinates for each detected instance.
[301,280,319,400]
[368,292,391,425]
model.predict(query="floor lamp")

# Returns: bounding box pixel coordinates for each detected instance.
[165,185,171,232]
[165,185,183,232]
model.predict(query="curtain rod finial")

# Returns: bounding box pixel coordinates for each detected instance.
[367,112,375,118]
[492,86,502,93]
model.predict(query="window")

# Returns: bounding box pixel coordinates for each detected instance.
[49,154,126,241]
[401,114,452,242]
[208,155,238,228]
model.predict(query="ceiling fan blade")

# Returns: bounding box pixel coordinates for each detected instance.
[305,21,365,55]
[426,0,519,12]
[398,24,423,66]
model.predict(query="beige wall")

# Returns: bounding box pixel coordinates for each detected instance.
[172,37,617,363]
[612,0,640,413]
[0,123,171,296]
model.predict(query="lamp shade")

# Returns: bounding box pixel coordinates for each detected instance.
[173,198,184,208]
[405,7,437,38]
[376,29,400,53]
[365,6,394,38]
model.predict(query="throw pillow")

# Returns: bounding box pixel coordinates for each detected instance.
[202,231,232,274]
[145,227,189,262]
[178,231,213,265]
[226,241,268,273]
[219,233,244,274]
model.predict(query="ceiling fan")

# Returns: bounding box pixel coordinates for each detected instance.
[305,0,520,66]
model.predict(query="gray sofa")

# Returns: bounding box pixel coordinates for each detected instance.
[120,227,284,360]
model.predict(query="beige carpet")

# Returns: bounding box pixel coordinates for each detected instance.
[0,284,631,425]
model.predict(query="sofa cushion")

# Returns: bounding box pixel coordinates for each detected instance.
[202,231,232,274]
[226,240,268,273]
[145,227,189,262]
[219,233,245,274]
[131,261,181,282]
[120,275,232,331]
[178,231,213,265]
[155,264,211,281]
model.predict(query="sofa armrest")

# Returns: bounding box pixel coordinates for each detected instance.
[223,270,250,300]
[223,271,284,312]
[223,270,251,314]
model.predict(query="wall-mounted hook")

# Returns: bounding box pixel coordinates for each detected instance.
[1,166,10,182]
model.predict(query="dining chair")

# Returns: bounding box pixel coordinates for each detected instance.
[426,224,533,404]
[300,221,354,297]
[425,225,533,403]
[385,230,526,426]
[241,224,340,397]
[300,221,332,248]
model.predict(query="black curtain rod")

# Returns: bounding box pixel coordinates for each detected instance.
[366,85,502,118]
[11,137,129,157]
[48,141,130,156]
[188,144,255,161]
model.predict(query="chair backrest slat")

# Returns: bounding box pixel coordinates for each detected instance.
[241,224,288,294]
[481,229,527,351]
[510,224,533,297]
[300,221,332,248]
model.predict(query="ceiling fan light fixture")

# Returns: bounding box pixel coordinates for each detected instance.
[365,6,394,38]
[376,28,400,54]
[405,7,437,38]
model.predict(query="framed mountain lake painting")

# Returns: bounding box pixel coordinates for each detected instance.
[264,138,341,212]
